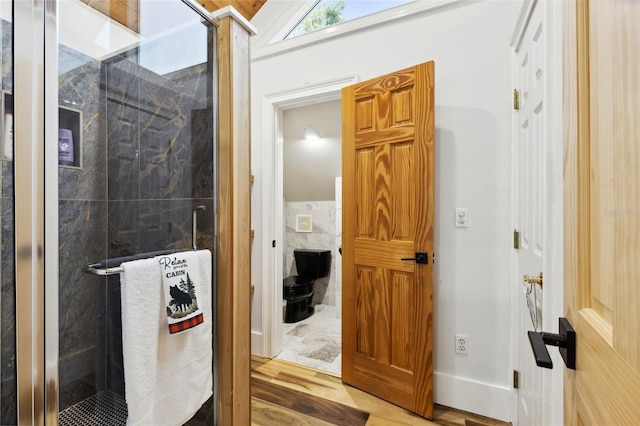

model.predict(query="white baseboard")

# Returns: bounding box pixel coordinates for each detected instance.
[435,372,512,422]
[247,336,512,421]
[251,331,263,357]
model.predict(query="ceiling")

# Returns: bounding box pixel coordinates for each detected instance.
[79,0,267,32]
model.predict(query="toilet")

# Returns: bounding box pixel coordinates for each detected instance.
[283,249,331,323]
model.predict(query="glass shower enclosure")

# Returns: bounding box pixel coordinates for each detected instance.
[1,0,218,424]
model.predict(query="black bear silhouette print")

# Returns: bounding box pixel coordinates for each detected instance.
[170,285,192,311]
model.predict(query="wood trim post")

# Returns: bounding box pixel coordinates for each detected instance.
[217,13,252,426]
[562,1,579,423]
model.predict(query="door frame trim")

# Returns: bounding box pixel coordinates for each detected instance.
[509,1,564,424]
[258,75,358,358]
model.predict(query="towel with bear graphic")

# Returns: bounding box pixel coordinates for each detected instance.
[158,252,205,334]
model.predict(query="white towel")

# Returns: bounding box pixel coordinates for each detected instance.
[120,249,213,426]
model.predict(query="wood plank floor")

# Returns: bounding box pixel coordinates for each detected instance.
[251,357,511,426]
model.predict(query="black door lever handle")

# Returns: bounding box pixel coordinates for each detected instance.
[528,317,576,369]
[401,252,428,264]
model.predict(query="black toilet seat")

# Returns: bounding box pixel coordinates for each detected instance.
[283,276,314,300]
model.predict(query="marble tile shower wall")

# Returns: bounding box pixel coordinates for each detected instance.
[55,48,215,414]
[0,19,15,426]
[104,55,214,258]
[57,47,108,411]
[285,201,338,306]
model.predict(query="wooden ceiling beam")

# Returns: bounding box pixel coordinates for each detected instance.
[79,0,140,33]
[81,0,265,30]
[200,0,267,21]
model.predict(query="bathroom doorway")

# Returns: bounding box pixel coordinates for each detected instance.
[276,100,343,375]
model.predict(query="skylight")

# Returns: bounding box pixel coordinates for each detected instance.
[285,0,415,40]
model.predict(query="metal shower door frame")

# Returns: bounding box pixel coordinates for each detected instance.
[13,0,58,424]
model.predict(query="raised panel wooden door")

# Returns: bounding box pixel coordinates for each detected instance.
[342,61,434,419]
[564,0,640,423]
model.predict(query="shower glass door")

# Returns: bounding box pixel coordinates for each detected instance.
[0,2,15,424]
[57,1,216,424]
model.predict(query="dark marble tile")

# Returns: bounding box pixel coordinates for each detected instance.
[139,199,172,252]
[58,45,95,82]
[1,377,16,426]
[1,197,15,383]
[107,99,140,201]
[170,122,199,200]
[104,56,140,108]
[190,108,214,199]
[139,66,213,201]
[59,346,99,390]
[167,201,193,250]
[59,52,107,201]
[139,73,180,118]
[139,110,173,200]
[58,369,97,412]
[58,199,108,272]
[167,63,209,107]
[2,20,12,93]
[0,289,14,386]
[58,200,107,393]
[161,198,215,252]
[2,160,13,200]
[107,201,140,258]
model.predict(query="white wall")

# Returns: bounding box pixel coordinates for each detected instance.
[250,0,521,421]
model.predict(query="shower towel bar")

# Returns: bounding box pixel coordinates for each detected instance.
[85,249,180,276]
[86,204,209,276]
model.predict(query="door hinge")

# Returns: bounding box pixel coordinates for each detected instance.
[513,89,520,110]
[513,370,519,389]
[513,229,520,249]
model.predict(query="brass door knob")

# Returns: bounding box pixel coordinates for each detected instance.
[523,272,543,287]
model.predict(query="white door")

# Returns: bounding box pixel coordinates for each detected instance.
[514,2,545,425]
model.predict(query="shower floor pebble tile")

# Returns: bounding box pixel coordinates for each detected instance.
[276,304,341,375]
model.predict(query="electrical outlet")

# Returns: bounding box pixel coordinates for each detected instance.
[454,208,469,228]
[455,334,468,355]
